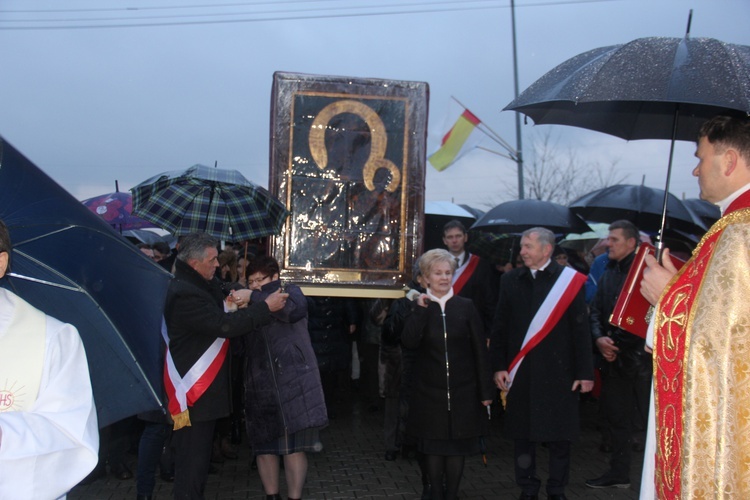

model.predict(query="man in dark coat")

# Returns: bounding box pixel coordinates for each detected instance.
[490,227,594,500]
[441,220,498,339]
[164,232,287,499]
[585,220,651,490]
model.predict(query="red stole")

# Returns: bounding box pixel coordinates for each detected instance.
[654,190,750,498]
[453,254,480,294]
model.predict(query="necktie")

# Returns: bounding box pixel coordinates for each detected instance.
[455,257,460,267]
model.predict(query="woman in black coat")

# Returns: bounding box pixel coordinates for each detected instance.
[244,256,328,500]
[402,249,495,500]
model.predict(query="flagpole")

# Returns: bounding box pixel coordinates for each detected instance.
[510,0,525,199]
[476,145,516,162]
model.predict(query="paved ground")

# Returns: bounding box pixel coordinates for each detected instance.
[69,388,643,499]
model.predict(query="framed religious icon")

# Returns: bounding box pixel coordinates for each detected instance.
[269,72,428,297]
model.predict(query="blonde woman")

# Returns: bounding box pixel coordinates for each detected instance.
[402,249,494,500]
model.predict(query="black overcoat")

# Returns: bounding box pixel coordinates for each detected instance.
[164,259,271,422]
[489,261,593,442]
[402,294,495,441]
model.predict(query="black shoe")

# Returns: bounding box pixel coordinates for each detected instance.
[420,484,431,500]
[111,462,133,480]
[519,494,538,500]
[79,464,106,485]
[384,450,398,461]
[585,475,630,489]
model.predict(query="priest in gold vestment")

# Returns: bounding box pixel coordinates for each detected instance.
[640,115,750,499]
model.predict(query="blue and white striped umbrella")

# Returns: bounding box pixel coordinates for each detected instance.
[132,164,288,242]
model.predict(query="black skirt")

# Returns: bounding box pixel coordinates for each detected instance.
[417,436,483,456]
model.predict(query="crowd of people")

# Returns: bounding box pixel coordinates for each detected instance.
[2,115,750,500]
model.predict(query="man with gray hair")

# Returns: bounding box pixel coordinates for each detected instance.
[164,232,287,499]
[491,227,594,500]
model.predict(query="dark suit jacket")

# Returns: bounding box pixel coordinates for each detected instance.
[455,251,499,338]
[490,261,593,442]
[164,259,271,422]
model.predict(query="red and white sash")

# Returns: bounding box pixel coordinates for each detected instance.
[453,254,480,294]
[162,318,228,430]
[507,266,586,387]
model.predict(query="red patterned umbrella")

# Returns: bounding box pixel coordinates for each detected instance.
[82,190,157,232]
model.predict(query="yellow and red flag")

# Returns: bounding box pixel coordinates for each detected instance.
[428,107,481,171]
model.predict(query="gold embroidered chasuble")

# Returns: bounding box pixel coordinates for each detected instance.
[654,192,750,499]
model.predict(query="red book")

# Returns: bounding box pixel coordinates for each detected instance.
[609,242,685,339]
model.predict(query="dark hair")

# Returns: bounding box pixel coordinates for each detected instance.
[217,249,239,282]
[0,220,10,255]
[442,219,467,235]
[246,255,280,278]
[152,241,171,255]
[177,233,219,262]
[699,116,750,161]
[553,245,567,257]
[608,219,639,242]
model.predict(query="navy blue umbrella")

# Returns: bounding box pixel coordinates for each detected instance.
[0,137,172,427]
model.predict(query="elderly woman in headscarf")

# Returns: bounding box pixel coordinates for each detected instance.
[402,248,495,500]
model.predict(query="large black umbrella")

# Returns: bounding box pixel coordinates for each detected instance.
[467,199,590,265]
[504,35,750,141]
[132,164,289,242]
[504,28,750,252]
[569,184,704,234]
[682,197,721,229]
[471,199,592,235]
[466,231,519,266]
[0,137,172,427]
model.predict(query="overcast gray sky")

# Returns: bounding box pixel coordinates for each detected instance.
[0,0,748,209]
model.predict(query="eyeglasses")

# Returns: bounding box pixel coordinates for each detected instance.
[249,275,270,285]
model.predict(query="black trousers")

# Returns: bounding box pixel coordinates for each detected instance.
[172,419,216,500]
[514,439,570,496]
[600,348,652,479]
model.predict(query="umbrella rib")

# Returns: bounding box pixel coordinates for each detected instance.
[11,248,164,412]
[8,272,82,292]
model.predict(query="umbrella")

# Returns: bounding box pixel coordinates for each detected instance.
[471,199,592,235]
[559,222,610,253]
[82,189,157,232]
[682,197,721,229]
[0,137,172,427]
[504,28,750,252]
[504,36,750,141]
[569,184,704,234]
[121,228,176,248]
[466,231,519,266]
[131,164,289,242]
[423,201,477,252]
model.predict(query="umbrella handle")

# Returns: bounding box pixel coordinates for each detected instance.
[655,106,681,264]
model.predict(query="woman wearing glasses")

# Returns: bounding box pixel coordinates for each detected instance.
[242,255,327,500]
